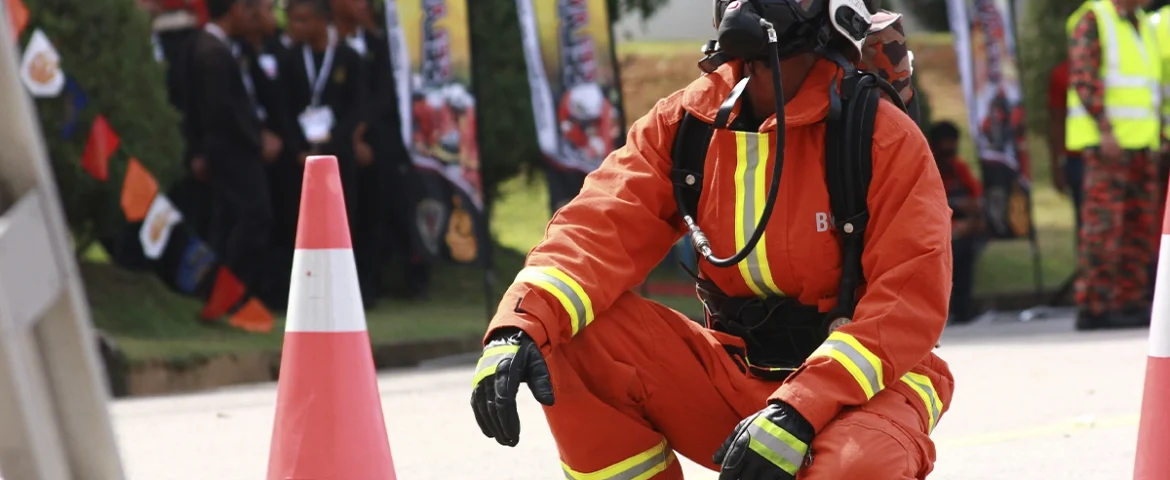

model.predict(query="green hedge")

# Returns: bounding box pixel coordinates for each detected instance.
[26,0,183,246]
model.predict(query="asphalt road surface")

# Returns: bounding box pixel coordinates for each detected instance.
[110,308,1150,479]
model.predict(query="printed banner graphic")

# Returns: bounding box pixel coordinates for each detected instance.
[516,0,626,212]
[947,0,1033,239]
[387,0,485,264]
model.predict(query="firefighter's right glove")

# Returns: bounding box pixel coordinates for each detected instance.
[470,328,555,447]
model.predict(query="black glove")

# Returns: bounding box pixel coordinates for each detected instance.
[713,402,815,480]
[470,328,555,447]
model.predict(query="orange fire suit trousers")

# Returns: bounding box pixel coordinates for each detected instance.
[543,292,954,479]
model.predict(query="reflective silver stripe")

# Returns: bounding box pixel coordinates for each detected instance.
[514,266,593,335]
[1097,2,1152,75]
[746,421,806,472]
[734,132,783,297]
[561,440,674,480]
[1106,75,1157,88]
[471,344,519,387]
[901,373,941,430]
[1068,104,1155,120]
[742,134,775,295]
[819,338,883,397]
[473,353,509,379]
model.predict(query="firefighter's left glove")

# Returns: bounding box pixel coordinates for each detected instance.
[470,328,555,447]
[713,402,815,480]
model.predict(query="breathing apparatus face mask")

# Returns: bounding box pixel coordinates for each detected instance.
[705,0,874,71]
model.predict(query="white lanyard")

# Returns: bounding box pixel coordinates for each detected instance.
[302,45,336,107]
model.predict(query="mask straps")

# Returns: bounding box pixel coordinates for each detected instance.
[714,76,750,129]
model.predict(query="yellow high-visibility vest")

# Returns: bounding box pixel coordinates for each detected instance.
[1066,0,1161,151]
[1152,6,1170,140]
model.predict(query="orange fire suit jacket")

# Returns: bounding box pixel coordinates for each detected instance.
[487,57,952,433]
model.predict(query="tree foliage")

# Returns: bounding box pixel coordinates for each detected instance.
[1017,0,1082,133]
[897,0,951,31]
[24,0,183,245]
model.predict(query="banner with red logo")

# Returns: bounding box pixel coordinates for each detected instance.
[386,0,485,264]
[947,0,1034,239]
[516,0,626,213]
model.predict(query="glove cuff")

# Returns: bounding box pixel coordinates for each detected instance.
[765,401,815,444]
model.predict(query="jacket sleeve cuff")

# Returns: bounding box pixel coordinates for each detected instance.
[484,286,560,355]
[769,378,844,434]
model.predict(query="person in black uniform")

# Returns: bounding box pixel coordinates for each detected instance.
[240,0,302,307]
[187,0,281,295]
[333,0,431,302]
[280,0,370,299]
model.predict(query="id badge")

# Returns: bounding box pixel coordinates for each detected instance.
[258,54,278,80]
[347,35,368,56]
[299,106,335,144]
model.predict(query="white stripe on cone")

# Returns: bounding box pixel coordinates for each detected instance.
[1151,238,1170,357]
[286,249,367,333]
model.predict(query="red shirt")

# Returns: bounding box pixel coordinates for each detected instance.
[1051,57,1083,157]
[942,157,983,199]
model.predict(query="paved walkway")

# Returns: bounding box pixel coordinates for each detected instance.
[110,310,1148,479]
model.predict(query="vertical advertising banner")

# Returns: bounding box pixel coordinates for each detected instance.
[947,0,1034,239]
[516,0,626,213]
[386,0,484,264]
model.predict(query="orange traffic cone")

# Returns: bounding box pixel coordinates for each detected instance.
[1135,196,1170,479]
[266,156,397,480]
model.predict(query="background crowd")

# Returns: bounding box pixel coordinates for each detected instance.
[145,0,430,311]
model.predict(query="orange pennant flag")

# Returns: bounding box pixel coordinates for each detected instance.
[8,0,28,41]
[200,267,246,321]
[120,158,159,222]
[228,297,274,333]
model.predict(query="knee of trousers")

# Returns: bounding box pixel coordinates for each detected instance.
[801,420,923,479]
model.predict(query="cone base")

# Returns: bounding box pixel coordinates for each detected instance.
[267,332,396,480]
[1136,356,1170,479]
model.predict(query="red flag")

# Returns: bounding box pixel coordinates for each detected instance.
[81,115,120,181]
[8,0,28,40]
[120,157,159,222]
[200,267,246,321]
[228,297,274,333]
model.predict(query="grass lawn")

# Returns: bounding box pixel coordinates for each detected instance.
[87,34,1075,364]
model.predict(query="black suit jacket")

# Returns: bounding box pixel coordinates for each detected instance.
[186,30,264,164]
[353,28,410,167]
[240,37,295,148]
[279,42,367,161]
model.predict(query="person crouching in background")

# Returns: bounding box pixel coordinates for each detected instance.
[279,0,373,303]
[930,121,986,325]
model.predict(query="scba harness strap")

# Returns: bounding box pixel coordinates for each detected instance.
[670,62,907,380]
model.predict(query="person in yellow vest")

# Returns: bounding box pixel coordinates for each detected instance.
[1067,0,1161,330]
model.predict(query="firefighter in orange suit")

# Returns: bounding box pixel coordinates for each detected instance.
[471,1,954,478]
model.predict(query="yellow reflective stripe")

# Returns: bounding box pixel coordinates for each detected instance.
[900,372,943,433]
[514,266,594,336]
[746,416,808,475]
[732,132,784,297]
[561,438,675,480]
[471,344,519,388]
[811,331,885,399]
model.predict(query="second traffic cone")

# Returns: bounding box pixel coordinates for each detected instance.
[266,155,396,480]
[1135,197,1170,479]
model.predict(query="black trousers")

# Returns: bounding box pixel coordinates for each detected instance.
[950,234,980,323]
[354,158,385,304]
[208,156,272,295]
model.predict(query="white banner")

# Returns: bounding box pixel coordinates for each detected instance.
[946,0,1028,174]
